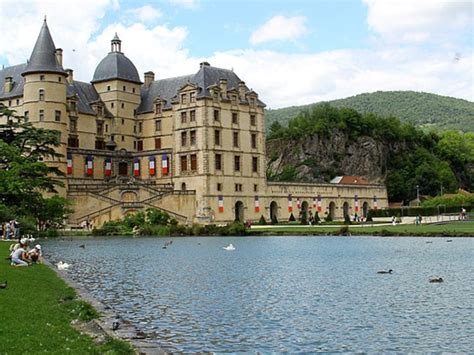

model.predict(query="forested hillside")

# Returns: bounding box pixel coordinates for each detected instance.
[266,91,474,132]
[267,104,474,202]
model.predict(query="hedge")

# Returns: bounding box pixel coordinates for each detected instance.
[368,204,472,218]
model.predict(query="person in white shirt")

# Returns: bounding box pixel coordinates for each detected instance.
[28,245,42,263]
[11,247,29,267]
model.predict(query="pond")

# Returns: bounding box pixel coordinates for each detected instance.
[44,236,473,353]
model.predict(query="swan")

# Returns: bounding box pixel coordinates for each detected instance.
[57,261,70,270]
[377,269,393,274]
[223,243,236,251]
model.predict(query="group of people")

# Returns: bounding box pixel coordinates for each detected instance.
[8,237,43,267]
[0,220,20,240]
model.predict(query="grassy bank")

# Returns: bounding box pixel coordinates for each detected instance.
[0,243,133,354]
[250,221,474,236]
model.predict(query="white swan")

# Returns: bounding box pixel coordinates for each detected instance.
[57,261,70,270]
[223,243,235,251]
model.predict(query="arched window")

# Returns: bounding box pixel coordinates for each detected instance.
[39,89,45,101]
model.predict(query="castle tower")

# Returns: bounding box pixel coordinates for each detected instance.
[91,33,142,152]
[21,19,68,195]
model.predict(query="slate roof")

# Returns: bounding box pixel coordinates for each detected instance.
[137,64,265,113]
[91,52,141,84]
[67,81,102,115]
[0,64,26,99]
[22,20,66,76]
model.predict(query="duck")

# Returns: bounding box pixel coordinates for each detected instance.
[446,240,453,242]
[223,243,236,251]
[429,277,444,283]
[0,281,7,289]
[57,261,70,270]
[79,244,85,249]
[112,321,120,331]
[377,269,393,274]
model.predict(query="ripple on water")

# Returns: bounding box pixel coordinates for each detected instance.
[44,236,474,353]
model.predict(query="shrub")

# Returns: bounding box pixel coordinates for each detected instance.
[344,214,351,224]
[325,213,333,222]
[314,211,321,224]
[271,214,278,225]
[289,213,296,222]
[258,215,267,225]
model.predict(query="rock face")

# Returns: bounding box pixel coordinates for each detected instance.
[266,130,393,183]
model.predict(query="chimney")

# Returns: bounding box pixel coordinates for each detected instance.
[144,71,155,88]
[238,81,246,99]
[66,69,73,84]
[219,78,227,95]
[4,76,13,93]
[55,48,63,66]
[200,61,210,68]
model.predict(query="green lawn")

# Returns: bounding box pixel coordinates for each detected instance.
[250,222,474,236]
[0,243,133,354]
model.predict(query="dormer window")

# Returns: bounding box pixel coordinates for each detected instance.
[39,89,45,101]
[155,103,162,114]
[190,92,195,103]
[70,101,77,112]
[231,95,237,105]
[97,105,103,116]
[213,91,219,103]
[181,93,188,104]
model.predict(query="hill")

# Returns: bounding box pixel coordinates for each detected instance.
[265,91,474,132]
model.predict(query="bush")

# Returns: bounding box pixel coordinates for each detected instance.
[139,224,171,236]
[344,214,351,224]
[314,211,321,224]
[369,204,472,218]
[271,214,278,225]
[92,220,131,236]
[258,215,267,225]
[289,213,296,222]
[325,213,333,222]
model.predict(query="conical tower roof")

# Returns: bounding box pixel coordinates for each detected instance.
[22,19,66,76]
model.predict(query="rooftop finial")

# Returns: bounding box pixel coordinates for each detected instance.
[44,15,47,22]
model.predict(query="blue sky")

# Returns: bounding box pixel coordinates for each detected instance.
[0,0,472,108]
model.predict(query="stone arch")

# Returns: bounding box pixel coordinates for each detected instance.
[235,201,244,222]
[270,201,278,223]
[343,201,350,220]
[118,161,128,176]
[362,201,369,218]
[328,201,336,220]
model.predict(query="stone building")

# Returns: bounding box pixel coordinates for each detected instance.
[0,20,388,226]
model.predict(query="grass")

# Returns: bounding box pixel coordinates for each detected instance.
[250,221,474,236]
[0,243,133,354]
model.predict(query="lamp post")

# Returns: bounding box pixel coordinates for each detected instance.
[416,184,420,205]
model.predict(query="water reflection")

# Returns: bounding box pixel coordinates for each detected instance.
[45,236,474,353]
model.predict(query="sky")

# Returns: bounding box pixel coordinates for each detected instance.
[0,0,472,108]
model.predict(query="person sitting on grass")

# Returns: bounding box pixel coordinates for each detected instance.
[10,246,29,267]
[28,245,43,263]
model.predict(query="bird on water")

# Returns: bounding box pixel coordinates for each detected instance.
[429,277,444,283]
[377,269,393,274]
[0,281,7,289]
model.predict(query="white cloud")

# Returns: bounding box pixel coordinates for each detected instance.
[250,15,308,45]
[363,0,473,43]
[169,0,199,9]
[127,5,162,23]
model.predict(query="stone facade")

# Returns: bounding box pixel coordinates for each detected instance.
[0,20,388,226]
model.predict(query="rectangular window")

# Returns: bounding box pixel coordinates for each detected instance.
[39,109,44,121]
[55,110,61,122]
[215,153,222,171]
[97,122,103,135]
[190,130,196,145]
[234,155,241,172]
[214,130,221,146]
[133,125,137,133]
[107,85,111,91]
[180,155,188,172]
[123,85,126,91]
[40,75,45,81]
[233,131,239,147]
[139,122,143,132]
[190,92,195,103]
[190,154,197,171]
[231,95,237,105]
[250,114,256,126]
[105,124,108,133]
[137,140,143,151]
[39,89,45,101]
[181,111,187,123]
[16,99,19,105]
[70,101,77,112]
[232,112,238,124]
[181,131,187,146]
[190,110,196,122]
[121,118,125,125]
[235,183,242,192]
[252,157,258,173]
[254,184,258,192]
[111,102,114,108]
[155,138,161,149]
[213,110,220,122]
[24,111,29,122]
[251,133,257,149]
[97,106,103,116]
[68,137,79,148]
[121,103,125,109]
[181,93,187,104]
[217,183,222,191]
[121,135,125,142]
[155,119,161,131]
[95,140,105,150]
[133,141,136,149]
[155,103,162,114]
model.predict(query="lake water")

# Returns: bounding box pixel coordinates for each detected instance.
[44,236,473,353]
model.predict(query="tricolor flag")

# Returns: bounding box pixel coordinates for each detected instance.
[86,155,93,176]
[149,156,156,176]
[296,198,301,209]
[218,195,224,213]
[255,196,260,213]
[373,196,378,210]
[288,194,293,213]
[317,195,322,212]
[66,152,73,175]
[133,158,140,176]
[162,154,168,175]
[104,157,112,177]
[354,195,359,212]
